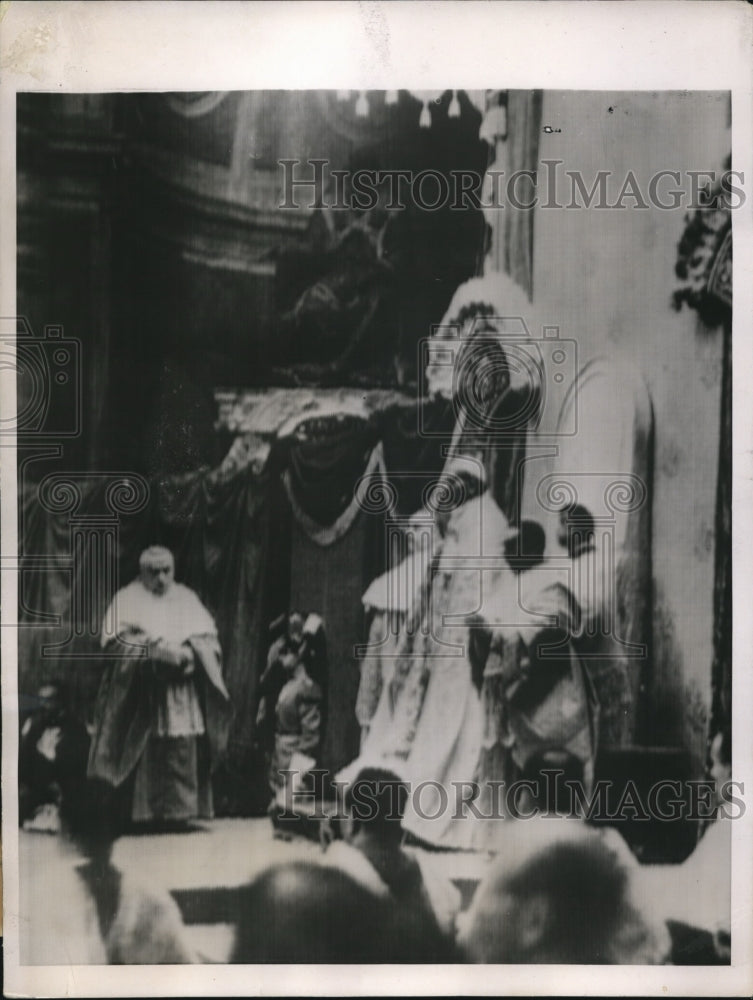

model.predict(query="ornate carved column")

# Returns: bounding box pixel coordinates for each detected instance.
[36,472,150,658]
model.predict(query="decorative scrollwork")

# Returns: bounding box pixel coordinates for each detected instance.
[604,475,648,514]
[38,475,84,515]
[673,158,732,322]
[104,475,150,515]
[536,475,579,513]
[452,335,510,428]
[707,227,732,308]
[37,473,151,517]
[422,474,466,514]
[354,474,398,515]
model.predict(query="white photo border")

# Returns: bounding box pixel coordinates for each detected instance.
[2,1,752,996]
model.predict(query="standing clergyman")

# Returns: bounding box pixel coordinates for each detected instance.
[88,546,231,828]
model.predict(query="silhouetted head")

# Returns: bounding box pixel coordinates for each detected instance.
[516,749,585,817]
[27,681,67,725]
[428,460,486,537]
[557,504,595,559]
[504,519,547,572]
[344,767,408,846]
[287,612,305,647]
[59,778,120,865]
[138,546,175,596]
[458,826,668,964]
[231,861,445,963]
[37,682,63,711]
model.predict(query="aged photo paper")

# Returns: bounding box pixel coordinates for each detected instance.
[2,1,753,996]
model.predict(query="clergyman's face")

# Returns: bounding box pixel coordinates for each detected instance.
[141,559,174,596]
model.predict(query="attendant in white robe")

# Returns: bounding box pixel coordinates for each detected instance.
[88,546,231,826]
[356,514,432,747]
[341,488,517,848]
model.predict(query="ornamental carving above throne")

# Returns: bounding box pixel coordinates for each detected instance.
[707,227,732,309]
[673,164,733,318]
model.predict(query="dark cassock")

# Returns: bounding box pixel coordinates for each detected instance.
[87,546,231,825]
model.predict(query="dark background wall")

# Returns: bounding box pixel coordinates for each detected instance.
[16,90,488,798]
[17,90,487,479]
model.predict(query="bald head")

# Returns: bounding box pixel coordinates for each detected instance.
[139,546,174,596]
[458,826,668,964]
[231,861,450,963]
[232,863,389,963]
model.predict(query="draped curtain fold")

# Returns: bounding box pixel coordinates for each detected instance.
[18,462,288,768]
[21,399,515,794]
[18,419,386,793]
[279,415,386,771]
[282,415,385,546]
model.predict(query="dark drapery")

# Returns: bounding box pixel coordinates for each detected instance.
[288,515,378,773]
[378,397,455,516]
[282,415,378,535]
[282,416,385,772]
[18,475,154,716]
[20,398,497,801]
[18,461,289,776]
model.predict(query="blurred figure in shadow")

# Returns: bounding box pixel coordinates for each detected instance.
[513,748,586,818]
[473,509,600,842]
[323,767,461,939]
[19,680,90,831]
[468,518,547,694]
[257,613,325,826]
[503,519,547,574]
[230,860,453,964]
[59,778,195,964]
[668,727,732,963]
[457,824,669,964]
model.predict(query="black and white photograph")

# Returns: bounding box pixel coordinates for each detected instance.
[2,2,752,996]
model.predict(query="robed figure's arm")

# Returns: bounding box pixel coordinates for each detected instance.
[88,622,231,787]
[184,633,232,767]
[87,627,156,786]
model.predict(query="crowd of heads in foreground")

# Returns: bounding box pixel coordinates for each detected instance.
[48,766,690,965]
